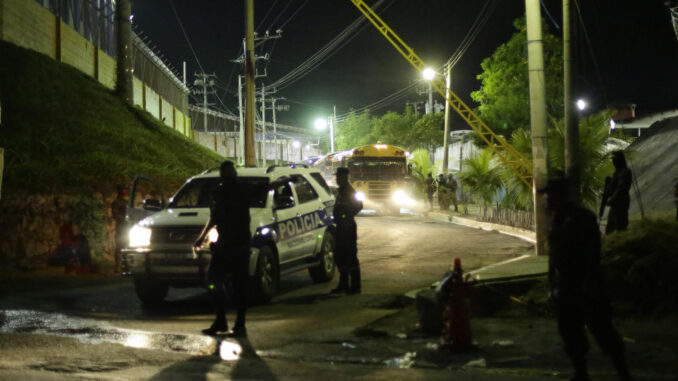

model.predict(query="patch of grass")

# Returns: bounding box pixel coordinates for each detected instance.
[601,218,678,314]
[0,40,223,196]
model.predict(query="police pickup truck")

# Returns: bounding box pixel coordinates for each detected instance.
[122,165,336,304]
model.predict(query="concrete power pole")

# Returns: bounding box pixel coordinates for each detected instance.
[564,0,580,203]
[442,63,452,174]
[238,75,245,165]
[194,72,216,132]
[525,0,550,256]
[260,84,267,166]
[245,0,256,166]
[115,0,133,105]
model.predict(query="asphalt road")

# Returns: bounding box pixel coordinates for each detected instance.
[0,214,537,380]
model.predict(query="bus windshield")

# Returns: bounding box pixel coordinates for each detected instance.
[347,157,407,181]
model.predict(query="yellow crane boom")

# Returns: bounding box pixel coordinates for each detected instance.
[350,0,533,188]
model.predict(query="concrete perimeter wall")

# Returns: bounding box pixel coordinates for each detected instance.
[0,0,191,137]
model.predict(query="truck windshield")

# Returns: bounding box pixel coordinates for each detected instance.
[168,177,269,208]
[347,157,407,181]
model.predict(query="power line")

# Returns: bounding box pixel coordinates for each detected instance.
[277,0,309,30]
[168,0,205,74]
[265,0,390,92]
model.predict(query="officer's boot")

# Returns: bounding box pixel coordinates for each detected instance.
[347,268,361,295]
[331,270,348,294]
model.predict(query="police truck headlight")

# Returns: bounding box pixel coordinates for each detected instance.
[355,191,366,202]
[129,225,151,248]
[208,226,219,243]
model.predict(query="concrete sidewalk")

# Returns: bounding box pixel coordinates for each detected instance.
[424,210,547,284]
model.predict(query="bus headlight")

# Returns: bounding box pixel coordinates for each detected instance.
[355,191,366,202]
[392,190,413,206]
[129,225,151,248]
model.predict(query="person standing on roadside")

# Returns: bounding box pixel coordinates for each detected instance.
[111,185,128,273]
[424,173,436,211]
[331,167,363,295]
[604,151,632,234]
[195,161,251,337]
[541,177,632,381]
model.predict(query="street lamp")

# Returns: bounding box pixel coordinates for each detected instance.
[576,98,587,111]
[422,67,436,114]
[314,117,334,152]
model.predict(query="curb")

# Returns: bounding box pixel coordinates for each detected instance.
[425,211,536,243]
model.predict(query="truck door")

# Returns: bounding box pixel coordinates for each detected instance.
[289,174,324,258]
[271,178,300,263]
[127,175,166,225]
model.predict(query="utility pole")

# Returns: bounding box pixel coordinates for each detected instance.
[525,0,549,256]
[245,0,256,166]
[260,83,266,166]
[563,0,580,204]
[268,97,289,164]
[193,72,216,132]
[234,25,282,167]
[330,105,336,152]
[416,84,434,115]
[442,63,452,174]
[238,75,245,165]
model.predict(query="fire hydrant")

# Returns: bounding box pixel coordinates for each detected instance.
[440,257,473,350]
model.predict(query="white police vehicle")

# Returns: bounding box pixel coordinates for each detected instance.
[122,165,336,304]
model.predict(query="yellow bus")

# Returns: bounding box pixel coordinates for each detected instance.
[314,143,415,212]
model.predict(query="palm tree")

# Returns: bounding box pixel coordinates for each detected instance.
[459,148,503,207]
[408,148,437,197]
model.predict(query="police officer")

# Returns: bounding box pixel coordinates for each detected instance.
[436,174,449,210]
[446,174,459,212]
[111,185,128,273]
[195,161,251,337]
[604,151,632,234]
[331,167,363,295]
[541,177,632,381]
[424,173,436,210]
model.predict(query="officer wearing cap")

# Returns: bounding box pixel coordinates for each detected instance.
[195,160,251,337]
[332,167,363,294]
[541,177,631,381]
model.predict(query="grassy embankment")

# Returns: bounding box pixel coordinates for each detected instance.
[0,39,223,196]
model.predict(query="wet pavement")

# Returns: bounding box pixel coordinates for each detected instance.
[3,214,674,379]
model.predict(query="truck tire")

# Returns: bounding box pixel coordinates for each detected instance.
[134,277,168,305]
[309,232,335,283]
[253,245,278,303]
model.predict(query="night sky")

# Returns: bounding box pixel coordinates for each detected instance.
[131,0,678,130]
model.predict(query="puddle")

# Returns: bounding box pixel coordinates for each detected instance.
[0,309,230,358]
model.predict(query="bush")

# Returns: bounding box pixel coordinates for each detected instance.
[602,218,678,314]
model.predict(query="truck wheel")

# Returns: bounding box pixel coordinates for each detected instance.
[253,245,278,303]
[134,277,168,304]
[309,232,335,283]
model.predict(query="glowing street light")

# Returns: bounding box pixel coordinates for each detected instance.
[576,99,587,111]
[422,67,436,81]
[292,140,301,149]
[314,118,327,130]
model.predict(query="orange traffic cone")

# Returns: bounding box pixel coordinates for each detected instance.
[440,258,473,350]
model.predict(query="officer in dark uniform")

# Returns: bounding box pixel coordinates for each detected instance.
[541,177,632,381]
[195,161,251,337]
[331,167,363,295]
[424,173,435,210]
[604,151,632,234]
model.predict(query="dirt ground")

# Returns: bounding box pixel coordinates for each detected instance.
[358,286,678,380]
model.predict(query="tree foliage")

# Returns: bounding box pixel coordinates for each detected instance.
[471,17,564,139]
[335,109,444,151]
[459,148,503,206]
